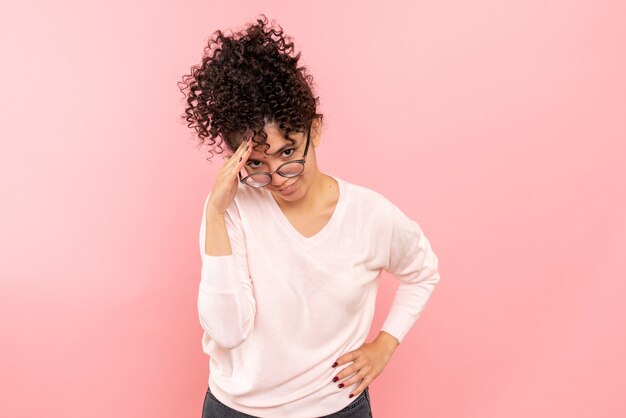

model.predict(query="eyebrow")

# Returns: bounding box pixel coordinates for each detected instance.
[254,139,298,157]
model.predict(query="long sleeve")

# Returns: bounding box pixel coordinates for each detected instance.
[198,192,257,349]
[380,200,441,344]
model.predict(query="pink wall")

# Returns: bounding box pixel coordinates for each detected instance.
[1,1,624,417]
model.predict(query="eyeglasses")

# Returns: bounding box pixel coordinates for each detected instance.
[238,124,311,188]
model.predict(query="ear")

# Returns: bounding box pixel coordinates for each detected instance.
[311,117,322,148]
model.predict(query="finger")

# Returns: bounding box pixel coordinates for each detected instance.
[222,139,249,171]
[348,382,370,400]
[346,362,372,385]
[228,140,253,175]
[339,362,368,384]
[333,362,359,386]
[336,370,361,393]
[231,138,251,161]
[333,351,357,369]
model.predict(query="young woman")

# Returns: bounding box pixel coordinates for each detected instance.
[179,15,441,418]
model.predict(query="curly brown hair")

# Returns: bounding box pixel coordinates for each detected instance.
[177,14,323,162]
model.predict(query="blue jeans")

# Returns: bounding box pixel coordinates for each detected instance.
[201,386,373,418]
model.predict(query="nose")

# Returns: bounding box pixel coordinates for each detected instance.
[270,169,286,187]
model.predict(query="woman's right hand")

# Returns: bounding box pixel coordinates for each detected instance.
[206,137,253,216]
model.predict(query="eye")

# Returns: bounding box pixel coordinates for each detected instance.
[246,148,296,169]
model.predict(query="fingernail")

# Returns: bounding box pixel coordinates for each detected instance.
[332,362,338,368]
[349,393,354,398]
[238,157,242,162]
[338,383,344,388]
[332,377,338,382]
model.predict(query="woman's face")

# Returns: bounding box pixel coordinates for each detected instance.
[241,121,317,202]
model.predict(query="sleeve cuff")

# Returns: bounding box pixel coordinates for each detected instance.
[381,308,418,345]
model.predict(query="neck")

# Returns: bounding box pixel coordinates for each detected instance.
[272,169,326,211]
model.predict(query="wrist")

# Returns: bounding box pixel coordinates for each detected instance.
[206,209,226,220]
[375,331,400,353]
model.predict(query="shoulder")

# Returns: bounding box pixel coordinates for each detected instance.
[341,177,421,235]
[340,176,399,213]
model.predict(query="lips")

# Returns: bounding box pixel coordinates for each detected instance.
[277,179,298,193]
[278,183,294,192]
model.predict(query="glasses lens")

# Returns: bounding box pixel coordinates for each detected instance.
[244,173,271,187]
[277,162,304,177]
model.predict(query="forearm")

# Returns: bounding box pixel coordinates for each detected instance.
[204,211,233,256]
[198,282,255,349]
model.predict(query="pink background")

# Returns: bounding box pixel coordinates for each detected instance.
[1,1,625,417]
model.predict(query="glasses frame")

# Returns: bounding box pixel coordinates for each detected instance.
[238,124,311,188]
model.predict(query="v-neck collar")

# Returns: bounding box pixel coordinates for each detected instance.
[265,174,346,247]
